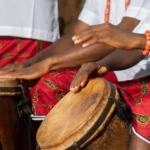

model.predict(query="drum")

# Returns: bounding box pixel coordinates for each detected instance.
[37,78,129,150]
[0,78,25,150]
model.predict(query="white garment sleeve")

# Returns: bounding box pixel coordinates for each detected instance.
[115,9,150,82]
[125,0,150,21]
[78,0,102,25]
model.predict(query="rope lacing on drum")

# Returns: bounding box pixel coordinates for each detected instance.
[16,84,33,150]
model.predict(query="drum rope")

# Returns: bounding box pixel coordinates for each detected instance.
[17,84,33,150]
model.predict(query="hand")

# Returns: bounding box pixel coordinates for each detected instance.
[0,61,29,75]
[0,59,50,80]
[70,62,108,93]
[72,23,145,50]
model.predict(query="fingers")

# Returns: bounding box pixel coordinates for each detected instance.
[73,31,109,48]
[0,65,13,74]
[72,25,102,43]
[97,66,108,75]
[70,66,90,93]
[82,37,99,48]
[0,73,35,80]
[0,73,17,79]
[72,23,111,43]
[70,63,97,93]
[73,30,94,44]
[70,73,89,94]
[72,23,116,48]
[0,63,23,75]
[0,69,38,80]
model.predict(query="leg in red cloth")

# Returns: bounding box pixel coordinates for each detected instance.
[30,68,78,115]
[29,70,118,115]
[115,76,150,144]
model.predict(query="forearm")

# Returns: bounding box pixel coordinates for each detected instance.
[24,17,140,69]
[24,33,74,66]
[22,21,90,66]
[43,18,140,70]
[47,44,114,70]
[96,49,144,71]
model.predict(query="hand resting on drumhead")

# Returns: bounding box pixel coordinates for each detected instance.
[70,63,108,93]
[72,23,146,50]
[70,49,144,93]
[0,60,30,75]
[0,59,50,80]
[0,18,141,80]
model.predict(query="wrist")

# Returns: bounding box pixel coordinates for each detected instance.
[46,57,56,71]
[21,59,31,67]
[133,34,146,49]
[95,60,109,71]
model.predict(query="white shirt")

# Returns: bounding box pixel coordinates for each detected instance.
[0,0,59,42]
[79,0,150,81]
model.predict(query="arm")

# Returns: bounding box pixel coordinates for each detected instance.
[70,49,144,93]
[26,21,90,65]
[98,49,144,71]
[0,21,89,73]
[27,17,140,66]
[40,18,141,70]
[0,17,140,80]
[72,22,146,51]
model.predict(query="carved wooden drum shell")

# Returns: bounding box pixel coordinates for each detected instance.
[0,79,24,150]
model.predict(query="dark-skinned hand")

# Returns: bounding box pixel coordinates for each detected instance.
[70,62,108,93]
[0,59,50,80]
[72,23,145,50]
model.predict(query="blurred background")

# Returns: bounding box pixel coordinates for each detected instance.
[58,0,85,35]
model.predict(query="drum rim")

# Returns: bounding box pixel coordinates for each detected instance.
[0,87,22,96]
[67,83,116,150]
[37,79,118,149]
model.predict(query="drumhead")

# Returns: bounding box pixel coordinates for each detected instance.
[37,78,119,150]
[0,78,22,96]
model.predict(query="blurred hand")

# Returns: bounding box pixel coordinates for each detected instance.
[70,62,108,93]
[0,59,50,80]
[72,23,145,50]
[0,61,29,75]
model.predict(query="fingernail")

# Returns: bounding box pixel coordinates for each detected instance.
[75,40,79,44]
[72,36,76,40]
[75,86,78,90]
[82,44,87,47]
[81,82,84,86]
[70,88,74,91]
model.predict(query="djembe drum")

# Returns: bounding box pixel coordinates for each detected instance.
[0,78,27,150]
[37,78,129,150]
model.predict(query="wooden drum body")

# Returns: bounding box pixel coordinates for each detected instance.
[0,79,24,150]
[37,78,129,150]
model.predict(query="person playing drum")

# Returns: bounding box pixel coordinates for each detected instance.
[0,0,148,114]
[69,14,150,150]
[0,0,150,149]
[0,1,59,68]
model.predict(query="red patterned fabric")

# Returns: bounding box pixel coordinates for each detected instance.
[29,70,117,115]
[30,68,79,115]
[30,68,150,142]
[1,37,150,142]
[115,77,150,142]
[0,37,51,67]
